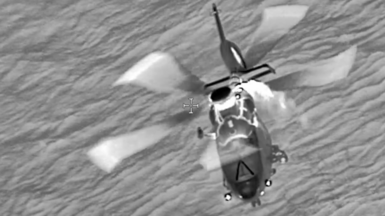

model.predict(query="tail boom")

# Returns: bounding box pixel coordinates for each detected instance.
[212,3,225,42]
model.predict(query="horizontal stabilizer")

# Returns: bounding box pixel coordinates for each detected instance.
[204,64,275,94]
[114,52,205,94]
[266,45,357,91]
[87,110,201,173]
[245,5,309,67]
[203,76,230,94]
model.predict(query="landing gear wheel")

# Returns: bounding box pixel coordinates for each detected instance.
[197,127,204,139]
[224,192,232,201]
[265,179,272,187]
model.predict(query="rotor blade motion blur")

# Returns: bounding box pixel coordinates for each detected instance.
[266,45,357,91]
[245,5,309,67]
[199,140,221,171]
[114,52,205,94]
[255,90,297,123]
[199,139,259,171]
[238,80,296,123]
[87,110,201,173]
[87,124,172,173]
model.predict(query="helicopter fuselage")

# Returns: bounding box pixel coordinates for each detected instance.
[208,86,275,206]
[199,3,288,207]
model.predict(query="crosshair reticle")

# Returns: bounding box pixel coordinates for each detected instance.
[183,98,199,114]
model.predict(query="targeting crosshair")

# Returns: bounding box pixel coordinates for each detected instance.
[183,98,199,114]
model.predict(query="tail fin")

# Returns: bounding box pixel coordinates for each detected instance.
[212,3,225,42]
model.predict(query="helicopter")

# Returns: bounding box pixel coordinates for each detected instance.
[87,3,357,207]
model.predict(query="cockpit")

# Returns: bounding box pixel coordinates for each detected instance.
[235,175,259,199]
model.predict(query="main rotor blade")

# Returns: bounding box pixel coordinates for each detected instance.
[237,80,297,123]
[255,90,297,123]
[199,140,221,171]
[87,110,201,173]
[266,45,357,91]
[199,139,259,172]
[114,52,205,95]
[244,5,309,67]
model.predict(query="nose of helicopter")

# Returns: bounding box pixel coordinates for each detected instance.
[235,176,259,200]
